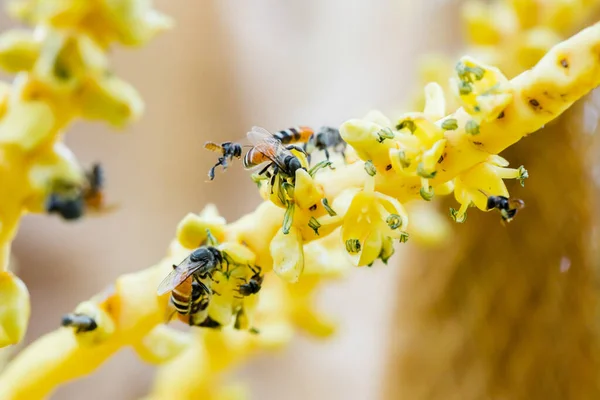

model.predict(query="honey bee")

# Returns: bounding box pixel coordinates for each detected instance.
[243,126,307,187]
[272,126,314,145]
[235,265,263,297]
[46,163,115,220]
[61,313,97,333]
[304,126,347,161]
[204,141,243,180]
[157,246,224,298]
[486,195,525,222]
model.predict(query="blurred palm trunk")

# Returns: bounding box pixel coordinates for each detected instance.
[385,94,600,398]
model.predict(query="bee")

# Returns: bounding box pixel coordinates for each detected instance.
[204,141,243,180]
[157,246,223,298]
[61,313,97,333]
[486,195,525,222]
[273,126,314,145]
[46,192,84,220]
[243,126,307,187]
[235,265,263,297]
[304,126,347,161]
[46,163,115,220]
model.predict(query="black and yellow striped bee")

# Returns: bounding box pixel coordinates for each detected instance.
[243,126,307,187]
[272,126,314,145]
[157,246,225,326]
[204,141,243,180]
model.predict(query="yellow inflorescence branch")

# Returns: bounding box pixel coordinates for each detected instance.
[0,0,171,347]
[0,19,599,398]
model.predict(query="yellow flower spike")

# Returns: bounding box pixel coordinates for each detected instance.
[451,56,513,122]
[0,98,56,151]
[133,325,191,365]
[79,74,144,127]
[176,206,227,250]
[340,119,398,169]
[0,30,40,73]
[270,226,304,283]
[462,0,518,46]
[0,272,29,347]
[423,82,446,120]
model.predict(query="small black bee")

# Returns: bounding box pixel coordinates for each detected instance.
[61,313,97,333]
[236,265,263,297]
[204,141,243,180]
[486,195,525,222]
[305,126,347,161]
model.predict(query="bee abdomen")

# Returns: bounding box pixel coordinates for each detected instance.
[274,126,314,144]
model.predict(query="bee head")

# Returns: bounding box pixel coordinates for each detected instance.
[287,157,303,176]
[207,246,223,264]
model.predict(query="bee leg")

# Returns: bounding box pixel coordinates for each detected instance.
[324,149,330,161]
[269,165,279,194]
[341,149,347,163]
[208,165,217,181]
[286,144,308,155]
[193,276,212,295]
[258,163,271,177]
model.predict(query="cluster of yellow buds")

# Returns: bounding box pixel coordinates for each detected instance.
[1,1,600,398]
[0,0,170,347]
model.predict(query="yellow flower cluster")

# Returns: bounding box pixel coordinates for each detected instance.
[0,0,170,347]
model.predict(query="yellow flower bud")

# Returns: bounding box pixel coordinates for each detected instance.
[293,169,324,211]
[79,75,144,127]
[133,325,191,365]
[0,272,29,347]
[423,82,446,120]
[0,30,40,73]
[0,99,55,151]
[340,119,397,169]
[176,206,227,249]
[270,226,304,283]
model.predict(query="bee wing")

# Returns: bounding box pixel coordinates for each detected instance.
[156,257,207,295]
[246,126,289,170]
